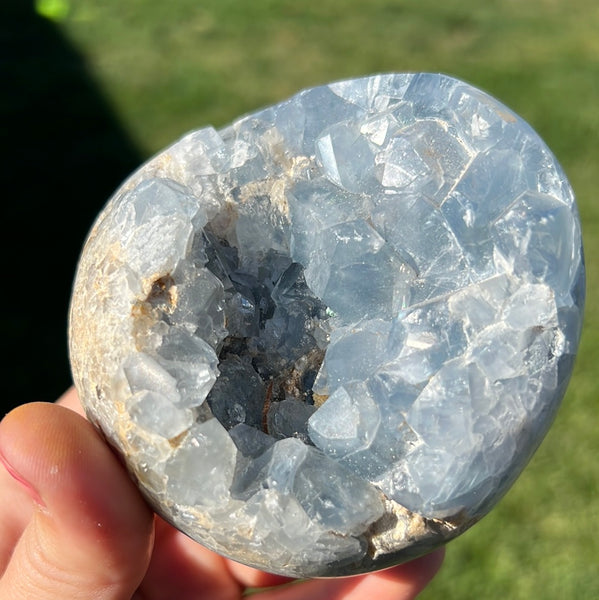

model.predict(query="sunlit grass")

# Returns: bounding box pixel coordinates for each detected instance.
[58,2,598,597]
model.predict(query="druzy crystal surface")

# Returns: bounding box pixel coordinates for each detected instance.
[69,73,584,577]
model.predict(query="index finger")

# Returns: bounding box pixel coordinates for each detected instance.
[56,387,85,415]
[249,549,445,600]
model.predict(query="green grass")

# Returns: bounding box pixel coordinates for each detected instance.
[56,1,598,597]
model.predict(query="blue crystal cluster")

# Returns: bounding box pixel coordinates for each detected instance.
[69,73,584,577]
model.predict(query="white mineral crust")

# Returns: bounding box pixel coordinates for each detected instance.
[69,73,585,577]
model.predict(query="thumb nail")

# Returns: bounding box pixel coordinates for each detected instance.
[0,449,46,508]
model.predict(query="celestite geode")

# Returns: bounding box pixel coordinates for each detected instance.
[69,73,585,577]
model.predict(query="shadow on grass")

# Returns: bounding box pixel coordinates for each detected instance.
[2,1,143,412]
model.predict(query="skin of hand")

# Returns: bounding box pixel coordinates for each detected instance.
[0,388,445,600]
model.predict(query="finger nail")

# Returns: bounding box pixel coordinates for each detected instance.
[0,448,46,507]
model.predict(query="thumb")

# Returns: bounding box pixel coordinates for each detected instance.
[0,401,154,600]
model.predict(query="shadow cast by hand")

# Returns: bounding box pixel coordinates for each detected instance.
[2,0,143,411]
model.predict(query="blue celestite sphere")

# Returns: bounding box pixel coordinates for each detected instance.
[69,73,585,577]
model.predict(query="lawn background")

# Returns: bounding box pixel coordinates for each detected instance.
[18,0,599,597]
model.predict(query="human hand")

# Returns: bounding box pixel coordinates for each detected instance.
[0,388,444,600]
